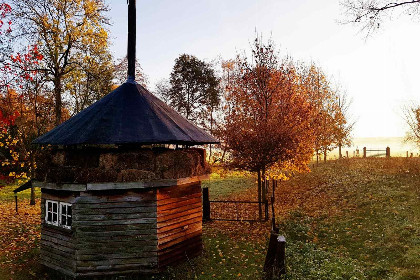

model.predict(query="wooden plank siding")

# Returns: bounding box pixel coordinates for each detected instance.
[156,183,203,268]
[40,190,78,277]
[73,189,159,276]
[40,182,204,277]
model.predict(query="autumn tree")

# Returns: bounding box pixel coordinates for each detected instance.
[10,0,111,125]
[0,44,54,203]
[161,54,221,127]
[66,47,114,114]
[222,38,315,218]
[335,90,354,158]
[299,65,336,163]
[340,0,420,35]
[114,56,148,87]
[2,44,63,148]
[0,109,27,184]
[0,2,12,84]
[402,103,420,147]
[298,64,354,162]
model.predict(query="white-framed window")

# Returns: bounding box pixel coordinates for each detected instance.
[60,202,72,229]
[45,200,59,226]
[45,200,72,229]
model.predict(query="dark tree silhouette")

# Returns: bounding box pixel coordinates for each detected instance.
[161,54,221,127]
[114,56,148,87]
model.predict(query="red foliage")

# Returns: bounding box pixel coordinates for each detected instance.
[0,3,12,34]
[0,110,18,127]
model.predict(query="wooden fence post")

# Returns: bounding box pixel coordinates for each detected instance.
[263,232,286,279]
[271,180,276,230]
[346,151,349,158]
[386,147,390,158]
[202,187,211,221]
[363,147,366,158]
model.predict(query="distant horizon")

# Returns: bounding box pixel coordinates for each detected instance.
[328,136,419,158]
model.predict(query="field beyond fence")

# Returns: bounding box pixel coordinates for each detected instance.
[1,157,419,279]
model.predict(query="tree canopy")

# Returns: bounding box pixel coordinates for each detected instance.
[160,54,221,126]
[9,0,112,125]
[222,39,316,176]
[403,103,420,147]
[114,56,148,87]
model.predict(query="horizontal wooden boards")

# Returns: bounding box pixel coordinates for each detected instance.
[158,235,202,268]
[41,224,76,274]
[36,181,86,191]
[76,190,156,203]
[75,191,159,275]
[86,175,207,190]
[39,179,206,276]
[156,184,203,269]
[41,190,80,204]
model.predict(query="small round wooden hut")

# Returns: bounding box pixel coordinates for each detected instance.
[31,1,218,278]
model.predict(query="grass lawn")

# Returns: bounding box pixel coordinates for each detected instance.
[0,158,419,279]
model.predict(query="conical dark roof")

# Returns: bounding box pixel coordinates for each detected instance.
[33,82,219,146]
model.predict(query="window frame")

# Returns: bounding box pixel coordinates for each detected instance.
[59,202,72,230]
[45,200,59,226]
[45,200,72,229]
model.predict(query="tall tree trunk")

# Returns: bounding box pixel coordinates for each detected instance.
[209,109,213,160]
[262,166,266,202]
[257,169,262,221]
[54,76,62,126]
[30,186,35,205]
[339,143,342,159]
[220,143,227,163]
[29,152,35,205]
[34,84,39,136]
[323,149,327,163]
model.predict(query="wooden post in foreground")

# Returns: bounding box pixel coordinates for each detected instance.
[386,147,390,158]
[263,232,286,279]
[202,187,211,221]
[363,147,366,158]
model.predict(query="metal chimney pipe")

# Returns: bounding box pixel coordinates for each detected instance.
[127,0,136,82]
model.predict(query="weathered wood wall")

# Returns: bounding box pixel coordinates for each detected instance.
[73,189,159,276]
[40,183,204,277]
[157,183,203,268]
[40,190,78,277]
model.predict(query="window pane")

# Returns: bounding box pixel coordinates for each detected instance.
[47,202,52,212]
[53,203,57,212]
[62,205,66,215]
[62,215,67,225]
[47,212,52,222]
[68,206,72,216]
[53,213,57,223]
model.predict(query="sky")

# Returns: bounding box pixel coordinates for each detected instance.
[106,0,420,138]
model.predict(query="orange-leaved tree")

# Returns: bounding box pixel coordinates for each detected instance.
[0,109,27,185]
[299,64,342,163]
[222,38,315,218]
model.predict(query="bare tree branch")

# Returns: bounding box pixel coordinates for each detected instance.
[339,0,420,36]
